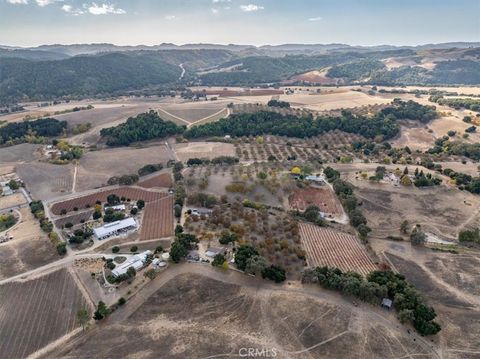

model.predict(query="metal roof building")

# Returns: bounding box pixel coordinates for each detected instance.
[111,250,152,277]
[93,217,137,240]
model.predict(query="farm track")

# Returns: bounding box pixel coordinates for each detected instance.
[0,269,87,359]
[139,196,174,240]
[299,223,377,276]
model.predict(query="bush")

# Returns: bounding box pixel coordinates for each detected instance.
[212,253,226,267]
[130,245,138,253]
[118,297,126,306]
[112,246,120,253]
[262,265,286,283]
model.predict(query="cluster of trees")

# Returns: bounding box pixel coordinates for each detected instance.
[218,230,239,245]
[185,101,436,141]
[171,161,186,219]
[186,156,239,166]
[458,228,480,244]
[412,168,442,187]
[103,208,125,223]
[296,205,327,227]
[235,245,286,283]
[430,96,480,112]
[0,213,17,231]
[327,59,386,81]
[380,99,437,124]
[30,200,66,255]
[138,163,163,176]
[100,111,185,146]
[428,137,480,162]
[323,167,371,239]
[68,228,93,244]
[302,267,441,336]
[187,192,218,208]
[0,118,66,145]
[185,110,399,140]
[267,99,290,108]
[107,174,139,186]
[442,168,480,194]
[170,232,199,263]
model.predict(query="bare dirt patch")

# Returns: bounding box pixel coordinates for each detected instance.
[0,192,26,210]
[0,207,58,279]
[16,162,74,201]
[173,141,235,162]
[289,186,342,217]
[76,145,174,191]
[0,143,42,163]
[58,272,436,359]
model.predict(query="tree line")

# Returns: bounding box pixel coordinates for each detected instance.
[0,118,66,145]
[184,100,437,141]
[302,267,441,336]
[100,111,185,146]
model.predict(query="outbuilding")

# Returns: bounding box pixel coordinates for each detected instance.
[111,250,152,277]
[93,217,137,240]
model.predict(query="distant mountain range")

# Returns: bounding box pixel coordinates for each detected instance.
[0,42,479,105]
[1,42,479,59]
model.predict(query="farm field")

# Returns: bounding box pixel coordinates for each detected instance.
[138,172,173,189]
[51,187,169,215]
[139,196,174,240]
[57,271,436,359]
[0,269,88,359]
[233,131,365,163]
[0,207,58,280]
[76,145,174,191]
[157,100,228,123]
[173,141,235,162]
[299,223,377,276]
[226,89,391,111]
[0,143,41,163]
[16,162,74,200]
[288,186,343,217]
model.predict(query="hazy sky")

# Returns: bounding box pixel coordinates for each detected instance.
[1,0,479,47]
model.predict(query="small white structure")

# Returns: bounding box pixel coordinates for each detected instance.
[205,247,225,258]
[93,217,137,240]
[305,175,326,184]
[1,186,13,196]
[105,204,126,212]
[161,252,170,261]
[151,258,167,269]
[111,250,152,277]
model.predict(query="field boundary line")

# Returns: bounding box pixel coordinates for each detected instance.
[188,107,229,127]
[156,108,190,125]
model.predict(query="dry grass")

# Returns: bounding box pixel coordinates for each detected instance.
[173,142,235,162]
